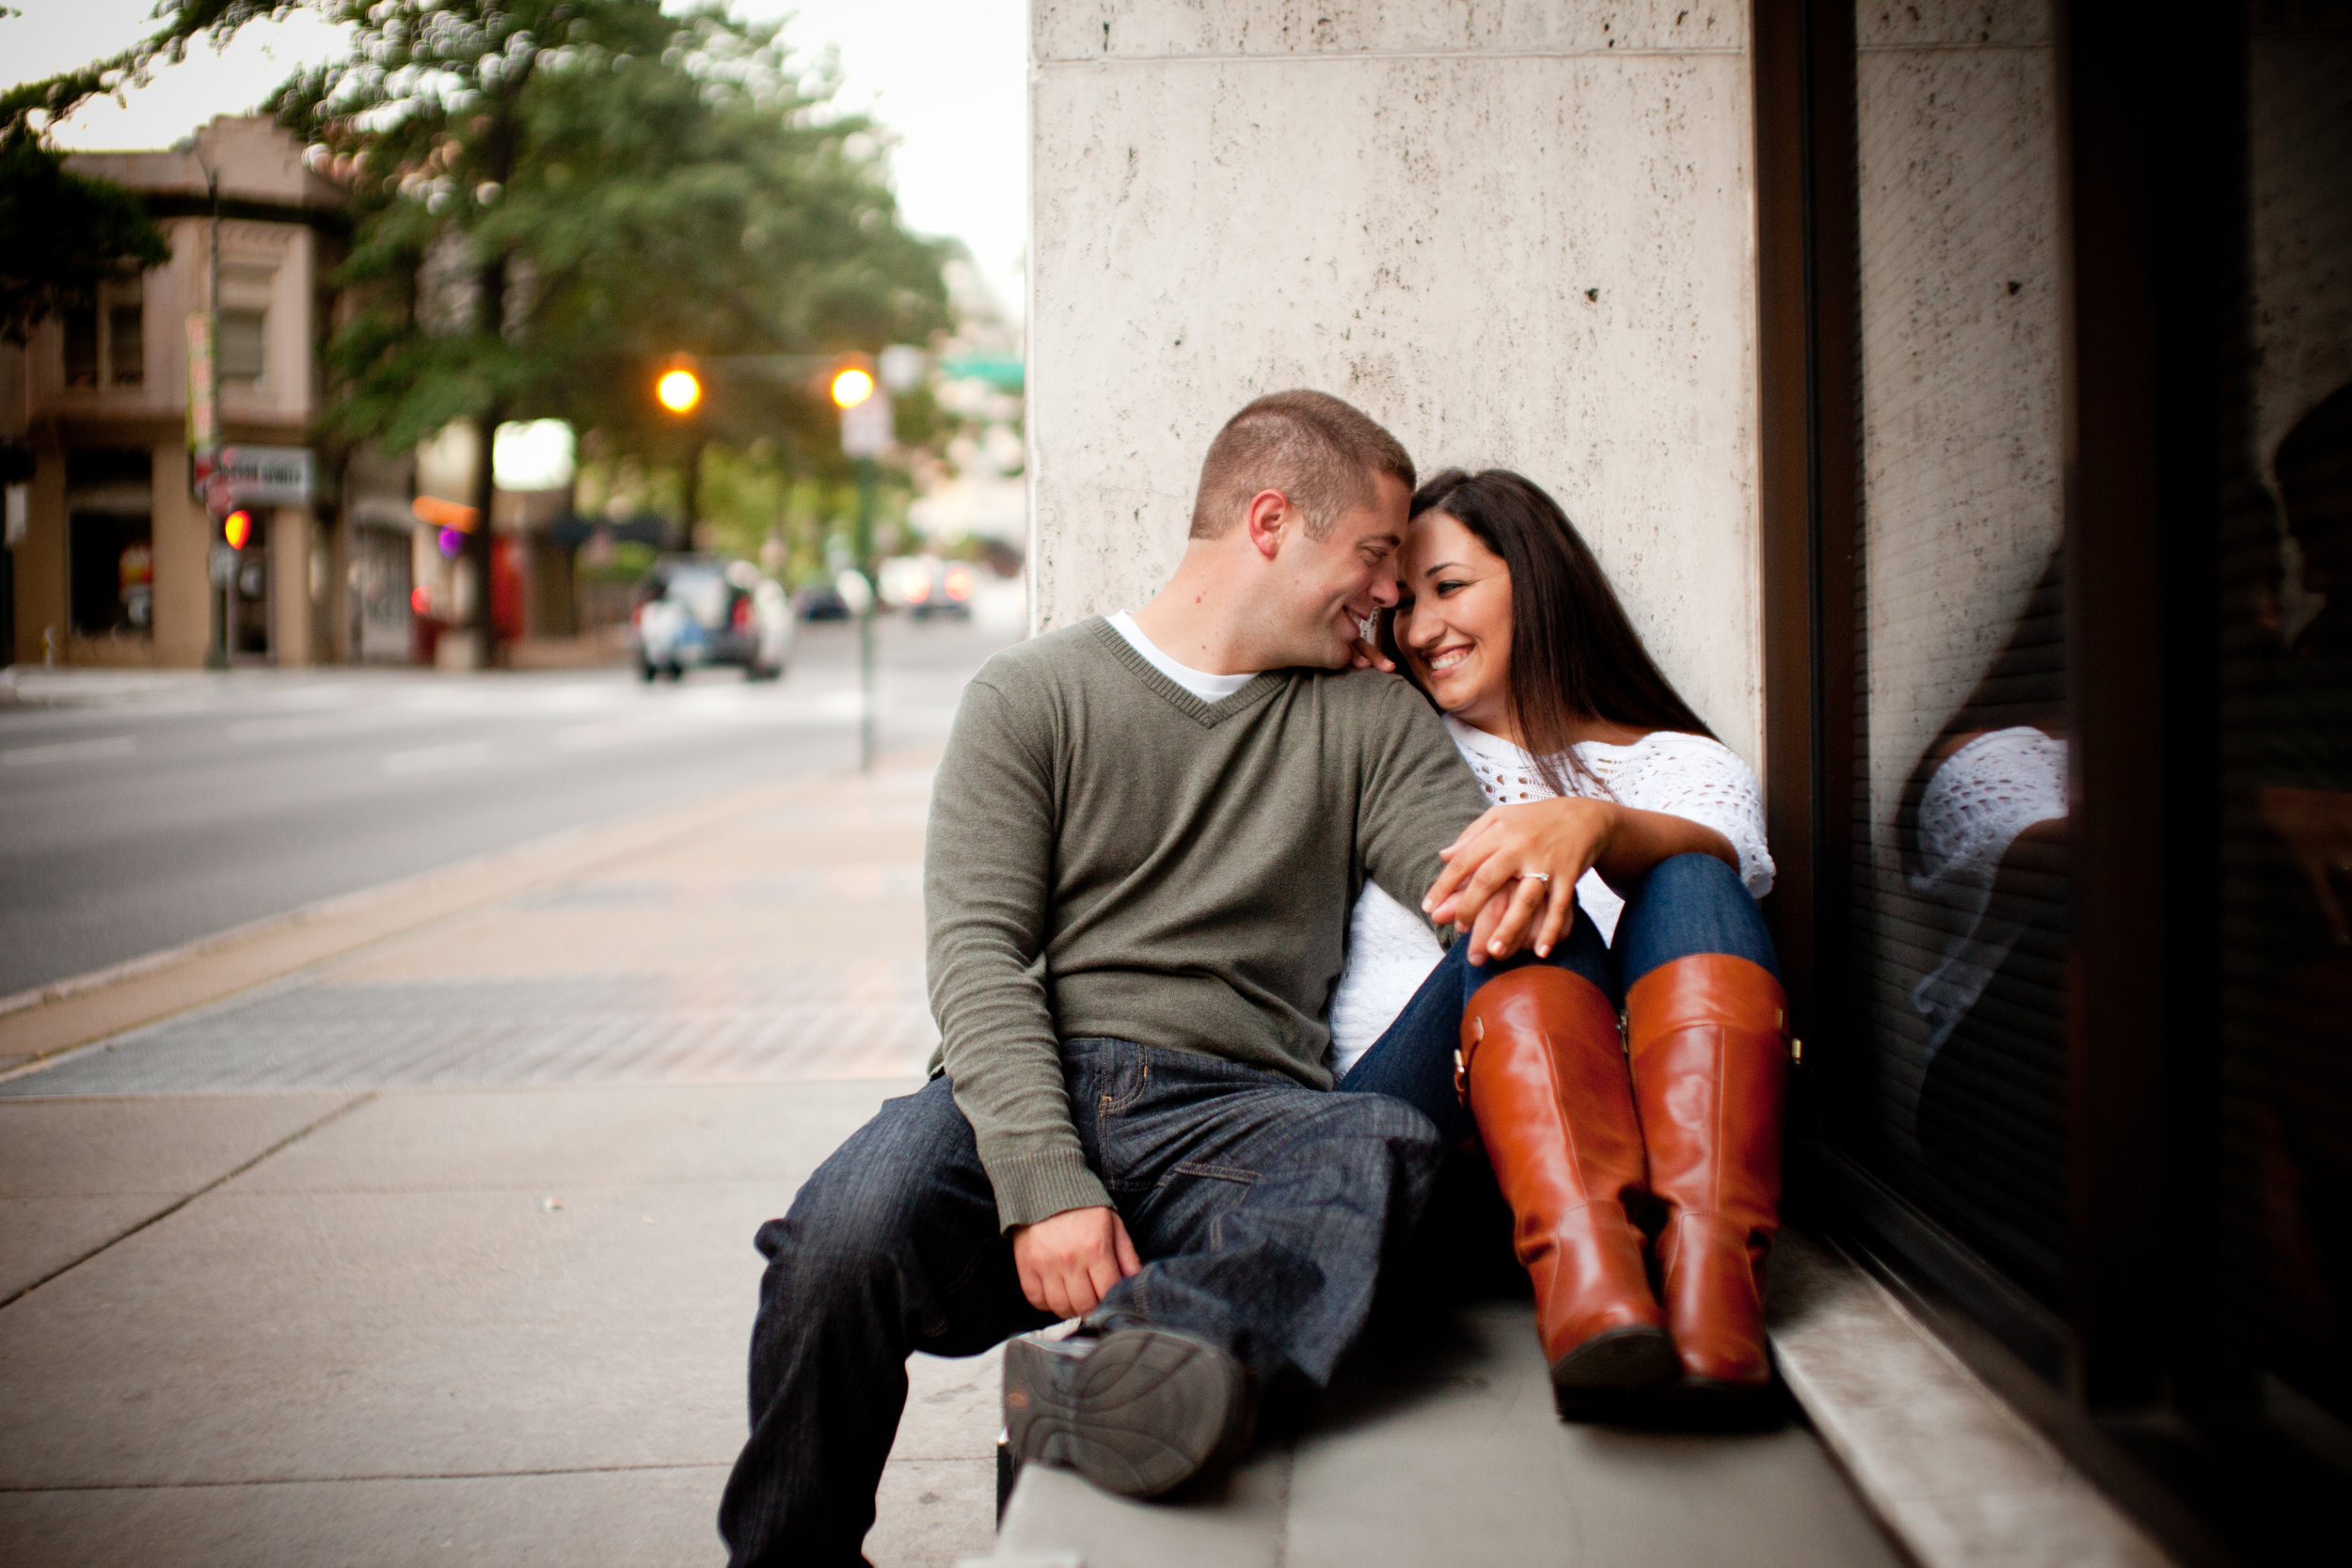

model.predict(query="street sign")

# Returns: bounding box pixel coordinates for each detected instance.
[840,389,893,457]
[215,446,316,506]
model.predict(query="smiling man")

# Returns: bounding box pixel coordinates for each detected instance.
[718,391,1491,1564]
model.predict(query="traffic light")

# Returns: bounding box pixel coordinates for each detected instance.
[222,509,253,550]
[656,364,703,415]
[830,363,875,409]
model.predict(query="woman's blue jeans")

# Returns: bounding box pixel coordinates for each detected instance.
[1337,852,1777,1147]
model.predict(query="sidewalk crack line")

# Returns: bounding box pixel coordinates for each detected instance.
[0,1091,378,1311]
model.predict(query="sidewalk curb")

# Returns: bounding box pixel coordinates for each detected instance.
[0,753,939,1083]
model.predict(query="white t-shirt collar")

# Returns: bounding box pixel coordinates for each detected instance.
[1107,610,1257,702]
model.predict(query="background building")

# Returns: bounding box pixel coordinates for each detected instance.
[5,114,344,669]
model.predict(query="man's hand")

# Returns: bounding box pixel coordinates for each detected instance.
[1009,1205,1142,1318]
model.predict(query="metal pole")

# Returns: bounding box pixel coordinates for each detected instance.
[854,455,877,771]
[203,163,228,670]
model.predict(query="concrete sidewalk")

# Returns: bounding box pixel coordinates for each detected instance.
[0,761,998,1568]
[2,755,1939,1568]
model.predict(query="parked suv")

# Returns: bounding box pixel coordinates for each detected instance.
[631,556,794,681]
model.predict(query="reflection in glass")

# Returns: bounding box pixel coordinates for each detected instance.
[1845,0,2073,1307]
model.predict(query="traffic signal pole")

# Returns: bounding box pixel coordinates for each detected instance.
[830,357,889,774]
[854,454,878,772]
[200,157,228,670]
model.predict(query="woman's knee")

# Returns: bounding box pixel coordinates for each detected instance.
[1643,850,1748,902]
[1617,851,1778,982]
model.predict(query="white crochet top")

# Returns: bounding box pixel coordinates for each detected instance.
[1326,717,1774,1076]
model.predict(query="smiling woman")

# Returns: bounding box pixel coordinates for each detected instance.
[1330,466,1788,1416]
[1383,469,1717,795]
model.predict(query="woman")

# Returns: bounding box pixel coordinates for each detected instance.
[1333,467,1788,1417]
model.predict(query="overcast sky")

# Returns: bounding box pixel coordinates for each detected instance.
[3,0,1028,321]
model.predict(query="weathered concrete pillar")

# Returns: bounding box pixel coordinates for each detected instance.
[1028,1,1765,763]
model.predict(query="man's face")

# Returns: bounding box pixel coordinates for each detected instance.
[1268,472,1409,667]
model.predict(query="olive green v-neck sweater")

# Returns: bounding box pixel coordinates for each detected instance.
[923,616,1489,1229]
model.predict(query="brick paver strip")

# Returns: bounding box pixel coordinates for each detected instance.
[0,754,943,1094]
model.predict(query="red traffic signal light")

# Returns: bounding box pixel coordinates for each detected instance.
[222,509,253,550]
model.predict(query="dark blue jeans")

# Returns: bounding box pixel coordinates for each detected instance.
[1340,852,1777,1146]
[719,1038,1443,1568]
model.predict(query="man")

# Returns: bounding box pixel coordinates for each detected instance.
[718,390,1491,1567]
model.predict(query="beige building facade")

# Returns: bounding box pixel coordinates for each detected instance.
[4,115,345,669]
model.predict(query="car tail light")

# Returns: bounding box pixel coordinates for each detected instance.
[732,595,753,630]
[632,602,644,627]
[944,566,974,602]
[904,575,930,604]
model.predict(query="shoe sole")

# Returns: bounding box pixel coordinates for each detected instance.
[1549,1324,1680,1392]
[1003,1328,1242,1498]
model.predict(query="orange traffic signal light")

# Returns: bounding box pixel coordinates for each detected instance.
[830,364,875,408]
[222,509,253,550]
[657,366,703,414]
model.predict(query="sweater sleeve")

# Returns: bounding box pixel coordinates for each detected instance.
[1617,734,1777,900]
[925,677,1113,1230]
[1356,678,1493,932]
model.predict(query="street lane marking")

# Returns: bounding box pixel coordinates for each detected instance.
[382,740,494,776]
[3,735,135,768]
[230,707,435,744]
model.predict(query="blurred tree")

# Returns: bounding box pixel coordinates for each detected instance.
[18,1,953,652]
[0,131,171,343]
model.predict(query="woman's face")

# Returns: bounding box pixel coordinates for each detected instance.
[1394,509,1515,734]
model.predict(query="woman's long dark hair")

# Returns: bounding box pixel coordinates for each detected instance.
[1379,467,1713,797]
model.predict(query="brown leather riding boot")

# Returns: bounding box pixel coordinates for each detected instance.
[1460,966,1677,1407]
[1624,954,1789,1400]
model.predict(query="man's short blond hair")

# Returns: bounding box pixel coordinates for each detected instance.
[1189,390,1416,541]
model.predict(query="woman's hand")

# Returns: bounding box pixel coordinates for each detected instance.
[1423,799,1620,962]
[1423,798,1742,964]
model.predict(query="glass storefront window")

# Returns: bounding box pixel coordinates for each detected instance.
[1843,0,2073,1309]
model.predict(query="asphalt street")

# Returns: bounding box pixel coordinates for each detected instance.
[0,609,1016,999]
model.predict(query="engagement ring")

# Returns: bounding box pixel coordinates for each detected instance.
[1521,872,1551,884]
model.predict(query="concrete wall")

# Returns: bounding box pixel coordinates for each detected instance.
[1027,1,1766,764]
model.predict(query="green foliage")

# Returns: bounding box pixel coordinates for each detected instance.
[0,130,171,342]
[0,4,256,142]
[11,1,954,477]
[251,0,953,467]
